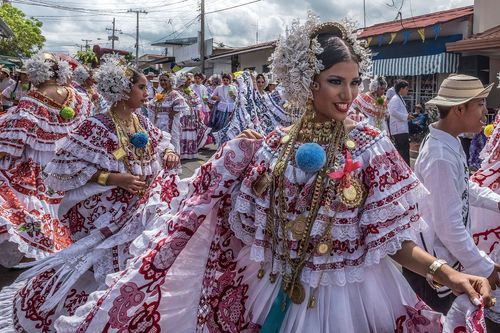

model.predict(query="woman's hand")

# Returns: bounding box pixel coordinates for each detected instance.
[108,173,146,195]
[163,151,180,169]
[437,264,494,307]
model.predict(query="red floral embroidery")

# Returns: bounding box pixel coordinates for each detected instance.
[108,282,146,330]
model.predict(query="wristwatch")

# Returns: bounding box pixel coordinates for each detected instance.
[426,259,447,290]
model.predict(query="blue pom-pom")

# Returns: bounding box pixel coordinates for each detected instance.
[295,143,326,173]
[130,131,149,148]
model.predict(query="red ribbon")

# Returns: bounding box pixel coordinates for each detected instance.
[327,151,361,182]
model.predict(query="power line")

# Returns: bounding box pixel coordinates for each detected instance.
[127,9,147,67]
[205,0,261,15]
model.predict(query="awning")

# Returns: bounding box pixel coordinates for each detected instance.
[174,66,199,74]
[372,52,460,76]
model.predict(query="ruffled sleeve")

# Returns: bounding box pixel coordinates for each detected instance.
[355,130,429,267]
[170,90,189,114]
[0,88,90,167]
[44,113,174,192]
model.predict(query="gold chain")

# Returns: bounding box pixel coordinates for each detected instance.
[267,114,346,304]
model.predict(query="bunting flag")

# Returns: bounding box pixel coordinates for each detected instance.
[402,31,410,44]
[389,32,397,44]
[377,35,384,46]
[417,28,426,43]
[432,24,441,40]
[367,36,373,46]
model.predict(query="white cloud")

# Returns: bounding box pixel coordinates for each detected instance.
[13,0,473,55]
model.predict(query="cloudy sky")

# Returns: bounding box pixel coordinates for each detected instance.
[11,0,473,56]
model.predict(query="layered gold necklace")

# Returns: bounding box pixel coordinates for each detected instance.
[259,110,366,308]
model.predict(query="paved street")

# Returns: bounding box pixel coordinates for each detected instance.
[0,145,216,290]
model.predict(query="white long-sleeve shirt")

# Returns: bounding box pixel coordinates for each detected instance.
[388,94,409,135]
[415,124,499,279]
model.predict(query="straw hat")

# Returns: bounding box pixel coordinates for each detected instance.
[0,66,10,76]
[427,74,493,107]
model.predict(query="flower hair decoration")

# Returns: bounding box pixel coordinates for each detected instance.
[270,12,372,120]
[93,54,134,105]
[73,65,91,86]
[24,52,73,86]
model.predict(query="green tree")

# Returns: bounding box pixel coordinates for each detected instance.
[75,51,97,66]
[0,3,45,57]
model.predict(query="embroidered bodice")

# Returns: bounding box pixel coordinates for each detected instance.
[229,123,427,287]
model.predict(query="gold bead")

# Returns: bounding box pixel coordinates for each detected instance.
[257,268,265,279]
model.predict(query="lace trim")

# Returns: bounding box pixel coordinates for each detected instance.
[44,164,98,192]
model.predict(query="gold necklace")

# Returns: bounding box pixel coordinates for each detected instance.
[265,115,346,305]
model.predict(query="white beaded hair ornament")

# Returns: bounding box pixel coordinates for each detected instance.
[369,75,387,92]
[176,72,189,87]
[93,54,135,105]
[159,72,177,86]
[73,65,91,86]
[24,52,73,86]
[270,12,372,120]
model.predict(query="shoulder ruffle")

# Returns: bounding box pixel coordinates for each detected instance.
[0,88,91,162]
[44,113,173,191]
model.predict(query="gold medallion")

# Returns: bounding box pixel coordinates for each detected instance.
[257,268,265,279]
[252,172,272,197]
[345,139,356,150]
[338,178,365,208]
[307,295,317,309]
[289,215,307,240]
[112,147,127,160]
[289,282,305,304]
[316,241,331,255]
[269,273,277,283]
[281,134,291,144]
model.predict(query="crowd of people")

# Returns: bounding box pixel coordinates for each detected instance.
[0,12,498,333]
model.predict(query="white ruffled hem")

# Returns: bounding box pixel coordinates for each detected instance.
[0,281,26,333]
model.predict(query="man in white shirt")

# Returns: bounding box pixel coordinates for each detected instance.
[388,80,412,165]
[405,74,500,314]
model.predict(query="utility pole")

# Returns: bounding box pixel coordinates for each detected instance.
[363,0,366,28]
[81,39,92,52]
[106,18,122,51]
[128,9,147,67]
[256,21,259,43]
[200,0,206,74]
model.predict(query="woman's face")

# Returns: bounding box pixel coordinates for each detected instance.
[194,75,203,85]
[159,76,172,91]
[126,75,148,109]
[256,77,266,92]
[222,78,230,86]
[311,60,361,122]
[375,85,386,97]
[19,73,29,83]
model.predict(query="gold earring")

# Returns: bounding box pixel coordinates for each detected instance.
[312,82,319,90]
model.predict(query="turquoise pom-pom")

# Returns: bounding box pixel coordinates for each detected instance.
[295,143,326,173]
[130,131,149,148]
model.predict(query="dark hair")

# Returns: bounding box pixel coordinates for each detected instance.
[436,105,451,119]
[256,73,266,82]
[316,34,360,71]
[376,76,387,88]
[128,67,144,85]
[194,72,204,79]
[395,80,409,94]
[222,73,232,81]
